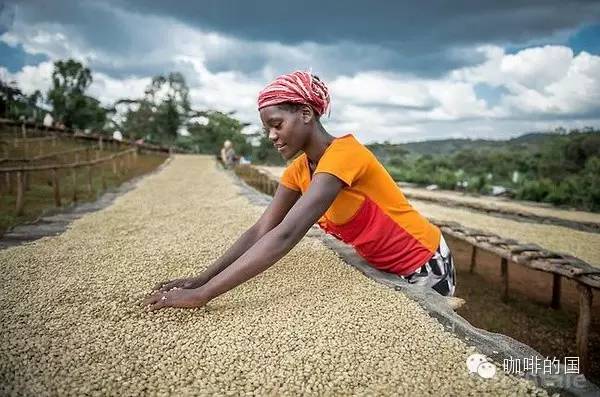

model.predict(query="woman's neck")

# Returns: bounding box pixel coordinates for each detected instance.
[305,128,335,167]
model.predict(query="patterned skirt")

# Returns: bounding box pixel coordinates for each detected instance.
[401,235,456,297]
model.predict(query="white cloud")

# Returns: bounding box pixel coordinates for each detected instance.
[88,73,150,106]
[2,5,599,143]
[0,61,53,94]
[453,45,600,117]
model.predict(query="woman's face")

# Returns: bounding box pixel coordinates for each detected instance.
[259,104,310,160]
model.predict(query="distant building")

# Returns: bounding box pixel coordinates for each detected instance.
[491,186,509,196]
[43,113,53,127]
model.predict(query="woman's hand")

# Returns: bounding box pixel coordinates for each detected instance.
[153,275,208,293]
[143,288,208,311]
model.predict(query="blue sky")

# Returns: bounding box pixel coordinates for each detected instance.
[1,1,599,143]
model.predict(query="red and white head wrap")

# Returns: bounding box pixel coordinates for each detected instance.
[257,70,331,117]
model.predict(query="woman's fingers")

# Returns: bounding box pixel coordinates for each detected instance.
[154,278,195,292]
[143,291,163,306]
[154,280,173,291]
[146,297,167,311]
[143,289,206,312]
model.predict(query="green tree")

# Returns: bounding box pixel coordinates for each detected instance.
[117,72,191,145]
[181,111,252,156]
[47,59,107,130]
[0,79,44,121]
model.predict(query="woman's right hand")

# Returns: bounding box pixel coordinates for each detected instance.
[153,276,208,292]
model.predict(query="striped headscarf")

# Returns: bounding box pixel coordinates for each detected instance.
[257,71,331,117]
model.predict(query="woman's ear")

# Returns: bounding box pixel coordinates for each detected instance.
[301,105,314,124]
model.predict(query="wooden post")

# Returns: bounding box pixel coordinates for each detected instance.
[52,136,57,147]
[469,246,477,273]
[551,274,561,309]
[52,169,61,206]
[16,171,24,216]
[576,283,592,377]
[112,158,118,175]
[38,140,43,156]
[99,136,103,151]
[500,257,509,302]
[5,172,10,194]
[71,167,77,202]
[72,153,79,202]
[21,122,26,138]
[87,165,93,195]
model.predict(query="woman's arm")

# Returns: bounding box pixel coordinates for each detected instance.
[154,184,301,291]
[196,184,302,282]
[145,173,344,310]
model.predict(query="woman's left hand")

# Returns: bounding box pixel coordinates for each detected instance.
[143,288,208,311]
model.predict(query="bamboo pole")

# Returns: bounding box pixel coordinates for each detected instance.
[52,169,61,207]
[16,171,24,216]
[0,148,137,172]
[576,283,592,377]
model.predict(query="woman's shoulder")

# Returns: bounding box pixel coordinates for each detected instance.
[327,134,375,161]
[290,152,307,166]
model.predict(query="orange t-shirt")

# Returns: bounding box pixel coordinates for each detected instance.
[280,134,441,276]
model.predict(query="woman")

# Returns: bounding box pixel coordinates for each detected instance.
[144,71,456,311]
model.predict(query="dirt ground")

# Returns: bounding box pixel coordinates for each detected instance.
[446,235,600,384]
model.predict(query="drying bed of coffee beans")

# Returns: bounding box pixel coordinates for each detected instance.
[0,155,547,395]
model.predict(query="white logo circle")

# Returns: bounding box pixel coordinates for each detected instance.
[466,353,497,379]
[477,361,497,379]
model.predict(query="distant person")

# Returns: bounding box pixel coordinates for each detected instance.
[145,71,456,311]
[220,140,238,168]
